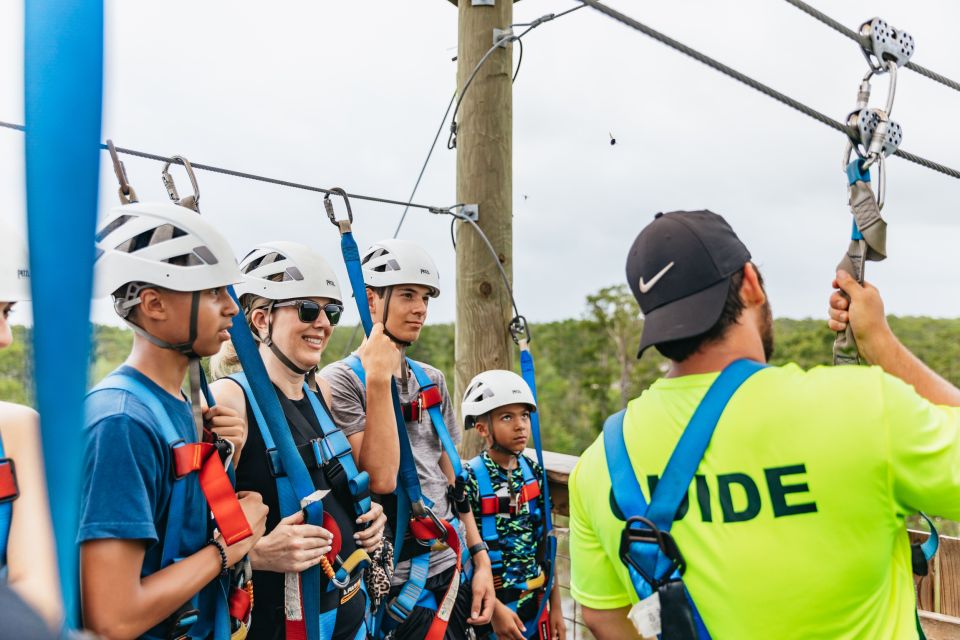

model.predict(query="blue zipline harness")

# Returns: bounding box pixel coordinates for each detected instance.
[226,283,360,640]
[88,370,253,640]
[603,359,766,640]
[0,433,18,577]
[325,189,468,640]
[226,372,372,640]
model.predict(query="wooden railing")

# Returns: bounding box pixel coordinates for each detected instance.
[539,450,960,640]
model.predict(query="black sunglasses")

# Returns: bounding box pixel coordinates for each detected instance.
[272,300,343,326]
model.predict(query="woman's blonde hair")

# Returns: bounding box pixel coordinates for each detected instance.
[209,293,272,380]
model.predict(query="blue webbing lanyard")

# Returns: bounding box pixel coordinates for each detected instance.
[24,0,103,626]
[603,359,766,639]
[519,347,555,639]
[225,287,323,640]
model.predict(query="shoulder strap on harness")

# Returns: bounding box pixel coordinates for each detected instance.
[603,359,766,640]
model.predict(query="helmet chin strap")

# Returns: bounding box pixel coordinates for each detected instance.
[379,286,412,393]
[380,286,413,348]
[259,301,313,377]
[122,291,207,440]
[489,440,520,457]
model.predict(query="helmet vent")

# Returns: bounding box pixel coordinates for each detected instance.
[193,245,219,265]
[95,215,132,242]
[284,266,304,281]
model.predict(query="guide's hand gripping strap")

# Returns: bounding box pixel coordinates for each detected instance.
[834,159,888,366]
[226,288,324,640]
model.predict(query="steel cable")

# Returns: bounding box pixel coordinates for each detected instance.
[576,0,960,180]
[782,0,960,94]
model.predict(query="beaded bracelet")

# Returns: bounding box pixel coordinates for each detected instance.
[208,537,228,577]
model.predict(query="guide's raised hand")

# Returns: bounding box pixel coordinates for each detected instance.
[829,269,892,364]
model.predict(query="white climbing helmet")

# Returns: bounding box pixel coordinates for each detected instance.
[0,221,30,302]
[461,369,537,428]
[93,202,243,315]
[235,241,342,304]
[361,239,440,297]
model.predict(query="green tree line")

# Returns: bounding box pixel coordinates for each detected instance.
[5,285,960,457]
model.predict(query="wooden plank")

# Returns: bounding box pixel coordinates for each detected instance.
[919,611,960,640]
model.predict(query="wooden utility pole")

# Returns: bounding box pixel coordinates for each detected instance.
[452,0,514,458]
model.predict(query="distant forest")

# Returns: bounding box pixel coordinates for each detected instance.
[4,284,958,533]
[5,284,960,456]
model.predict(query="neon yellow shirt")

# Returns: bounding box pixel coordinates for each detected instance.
[570,363,960,639]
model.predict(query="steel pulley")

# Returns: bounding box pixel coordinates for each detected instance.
[858,17,914,73]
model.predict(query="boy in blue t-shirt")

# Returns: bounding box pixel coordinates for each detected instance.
[462,370,566,640]
[79,203,268,639]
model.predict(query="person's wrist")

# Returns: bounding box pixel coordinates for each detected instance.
[208,537,228,576]
[861,323,898,366]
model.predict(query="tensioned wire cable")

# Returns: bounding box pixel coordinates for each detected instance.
[0,120,459,213]
[782,0,960,94]
[575,0,960,181]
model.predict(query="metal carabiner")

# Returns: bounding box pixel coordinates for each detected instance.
[509,315,532,346]
[409,500,447,547]
[324,187,354,232]
[107,140,138,205]
[161,155,200,212]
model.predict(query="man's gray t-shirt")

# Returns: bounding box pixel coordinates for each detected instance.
[320,355,464,584]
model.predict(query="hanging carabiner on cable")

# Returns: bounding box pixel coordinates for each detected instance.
[161,155,201,212]
[107,140,138,205]
[323,187,354,233]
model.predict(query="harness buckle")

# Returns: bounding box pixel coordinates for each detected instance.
[618,515,686,589]
[161,155,201,212]
[0,458,20,503]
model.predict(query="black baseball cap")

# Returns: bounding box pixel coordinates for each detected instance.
[626,210,751,357]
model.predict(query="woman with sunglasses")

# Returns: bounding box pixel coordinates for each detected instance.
[0,230,62,630]
[210,241,391,640]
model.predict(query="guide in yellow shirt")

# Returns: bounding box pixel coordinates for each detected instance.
[569,210,960,640]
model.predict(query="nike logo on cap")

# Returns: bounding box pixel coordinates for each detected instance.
[638,262,675,294]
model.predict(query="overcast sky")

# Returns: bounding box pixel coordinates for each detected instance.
[2,0,959,328]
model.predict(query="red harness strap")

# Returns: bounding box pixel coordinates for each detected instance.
[172,443,252,545]
[0,459,18,503]
[479,480,541,516]
[408,514,464,640]
[401,384,445,422]
[229,583,252,623]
